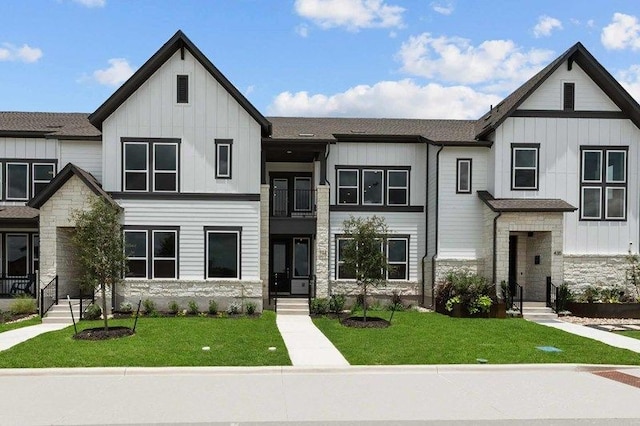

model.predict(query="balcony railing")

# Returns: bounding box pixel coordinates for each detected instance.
[0,274,36,298]
[272,188,316,217]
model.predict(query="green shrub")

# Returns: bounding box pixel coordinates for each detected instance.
[168,301,180,315]
[555,282,574,312]
[142,299,157,316]
[310,298,329,315]
[227,302,241,315]
[387,291,405,311]
[187,300,199,315]
[435,270,495,315]
[208,299,218,315]
[329,294,346,314]
[84,303,102,320]
[119,302,133,313]
[245,302,257,315]
[9,296,37,315]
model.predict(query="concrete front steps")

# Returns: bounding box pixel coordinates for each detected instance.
[522,301,557,321]
[276,298,309,316]
[42,299,83,324]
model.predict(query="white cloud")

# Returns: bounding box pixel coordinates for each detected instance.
[533,15,563,38]
[294,0,405,31]
[72,0,105,7]
[0,43,43,63]
[267,79,501,119]
[295,23,310,37]
[396,34,553,89]
[602,13,640,50]
[92,58,134,86]
[618,65,640,102]
[431,1,454,16]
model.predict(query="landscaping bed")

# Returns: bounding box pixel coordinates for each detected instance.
[566,302,640,319]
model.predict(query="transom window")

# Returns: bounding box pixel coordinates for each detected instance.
[335,236,409,280]
[124,228,179,279]
[456,159,472,194]
[205,227,241,279]
[581,147,627,221]
[0,160,56,201]
[337,167,410,206]
[511,145,539,190]
[123,139,179,192]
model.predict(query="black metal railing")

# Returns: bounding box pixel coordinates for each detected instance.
[271,188,316,217]
[506,283,523,315]
[307,274,317,310]
[40,275,58,317]
[78,288,95,320]
[0,274,37,298]
[270,273,280,313]
[546,277,557,311]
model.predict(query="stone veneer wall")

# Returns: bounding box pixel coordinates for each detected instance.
[315,185,330,297]
[330,280,420,304]
[433,259,486,285]
[563,255,633,295]
[119,280,263,312]
[260,184,270,305]
[524,231,552,301]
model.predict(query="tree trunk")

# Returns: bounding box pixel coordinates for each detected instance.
[101,283,108,331]
[363,285,367,323]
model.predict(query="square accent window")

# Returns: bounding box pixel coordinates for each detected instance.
[215,139,232,179]
[206,229,240,279]
[456,159,472,193]
[511,145,539,190]
[580,147,627,221]
[337,170,359,205]
[177,75,188,104]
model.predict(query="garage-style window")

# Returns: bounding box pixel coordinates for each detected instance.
[205,227,241,279]
[581,147,627,221]
[511,144,539,190]
[123,139,179,192]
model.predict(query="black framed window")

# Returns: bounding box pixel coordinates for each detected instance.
[6,163,28,200]
[293,237,310,278]
[122,139,179,192]
[205,227,241,279]
[294,177,312,211]
[336,238,356,279]
[563,82,575,111]
[215,139,232,179]
[152,230,177,278]
[387,170,408,205]
[32,163,55,197]
[6,233,28,276]
[177,75,189,104]
[456,159,472,193]
[1,160,56,201]
[362,169,383,205]
[337,167,410,206]
[335,235,409,280]
[337,169,359,205]
[124,230,147,278]
[580,147,627,221]
[32,234,39,273]
[124,227,179,279]
[511,145,539,190]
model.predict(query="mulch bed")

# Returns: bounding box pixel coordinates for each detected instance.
[340,316,390,328]
[73,326,134,340]
[1,313,37,324]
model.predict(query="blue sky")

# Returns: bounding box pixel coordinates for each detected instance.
[1,0,640,119]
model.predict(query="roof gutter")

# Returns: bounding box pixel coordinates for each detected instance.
[429,144,444,305]
[492,211,502,286]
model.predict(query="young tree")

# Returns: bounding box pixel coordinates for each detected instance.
[341,215,389,322]
[72,197,127,331]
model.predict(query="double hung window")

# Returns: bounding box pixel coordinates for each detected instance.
[123,140,179,192]
[1,160,56,201]
[335,236,409,280]
[124,228,179,279]
[205,227,241,279]
[581,147,627,220]
[511,145,539,190]
[337,167,409,206]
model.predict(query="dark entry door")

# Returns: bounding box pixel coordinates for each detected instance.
[508,235,518,295]
[271,240,291,294]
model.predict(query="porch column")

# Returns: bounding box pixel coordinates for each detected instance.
[315,185,330,298]
[260,184,270,304]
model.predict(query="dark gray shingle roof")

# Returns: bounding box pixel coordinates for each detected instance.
[0,112,100,138]
[0,206,39,220]
[478,191,576,212]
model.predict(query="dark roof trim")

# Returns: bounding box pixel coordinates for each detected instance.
[47,135,102,141]
[0,131,49,138]
[262,138,331,147]
[477,190,577,213]
[429,140,493,147]
[512,110,626,119]
[110,192,260,201]
[88,30,272,136]
[28,163,118,209]
[332,134,429,144]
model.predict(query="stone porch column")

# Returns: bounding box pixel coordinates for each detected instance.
[260,184,270,304]
[315,185,330,298]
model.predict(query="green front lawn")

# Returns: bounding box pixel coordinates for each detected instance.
[0,316,41,333]
[618,330,640,340]
[314,311,640,365]
[0,311,290,368]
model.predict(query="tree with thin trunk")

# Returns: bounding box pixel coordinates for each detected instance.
[341,215,389,322]
[72,198,127,331]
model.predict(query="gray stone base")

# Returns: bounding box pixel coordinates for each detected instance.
[329,280,421,305]
[434,259,486,284]
[115,280,263,312]
[563,255,636,296]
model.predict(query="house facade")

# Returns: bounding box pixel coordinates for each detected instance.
[1,31,639,311]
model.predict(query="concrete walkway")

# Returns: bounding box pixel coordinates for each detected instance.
[536,320,640,354]
[0,323,69,351]
[276,314,350,367]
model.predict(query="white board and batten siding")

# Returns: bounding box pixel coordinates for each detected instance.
[519,63,620,111]
[0,137,58,159]
[101,49,262,194]
[492,116,640,255]
[59,140,102,182]
[437,147,488,258]
[120,199,260,280]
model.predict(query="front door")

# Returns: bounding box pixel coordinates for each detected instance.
[271,240,291,294]
[508,235,518,296]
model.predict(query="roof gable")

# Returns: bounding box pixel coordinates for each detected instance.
[475,42,640,139]
[88,30,271,136]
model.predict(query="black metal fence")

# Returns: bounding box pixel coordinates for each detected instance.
[39,276,58,317]
[546,277,558,311]
[0,274,36,298]
[78,288,95,320]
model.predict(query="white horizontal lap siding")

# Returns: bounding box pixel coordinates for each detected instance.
[437,148,487,258]
[327,142,426,206]
[102,49,261,194]
[0,137,57,159]
[59,140,102,182]
[426,145,438,257]
[329,211,424,281]
[493,117,640,255]
[519,63,620,111]
[120,199,260,280]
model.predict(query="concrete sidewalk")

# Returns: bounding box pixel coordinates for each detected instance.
[276,314,349,367]
[0,323,69,351]
[535,320,640,354]
[0,364,639,425]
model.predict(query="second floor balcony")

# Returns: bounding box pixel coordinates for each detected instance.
[271,187,316,218]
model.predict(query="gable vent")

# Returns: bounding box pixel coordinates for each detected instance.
[177,75,189,104]
[563,82,575,111]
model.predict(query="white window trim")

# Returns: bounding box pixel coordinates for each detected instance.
[581,187,602,220]
[386,169,409,206]
[6,162,29,201]
[456,159,471,193]
[292,237,310,278]
[32,163,56,197]
[605,187,626,220]
[336,237,355,280]
[0,163,3,200]
[605,150,626,184]
[293,177,312,212]
[512,147,538,190]
[124,230,148,279]
[582,150,603,183]
[387,238,408,281]
[362,169,384,206]
[216,143,232,179]
[123,142,149,192]
[337,169,359,205]
[206,230,240,280]
[152,143,178,193]
[151,230,178,279]
[5,233,29,277]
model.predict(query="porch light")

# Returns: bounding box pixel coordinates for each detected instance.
[286,150,292,154]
